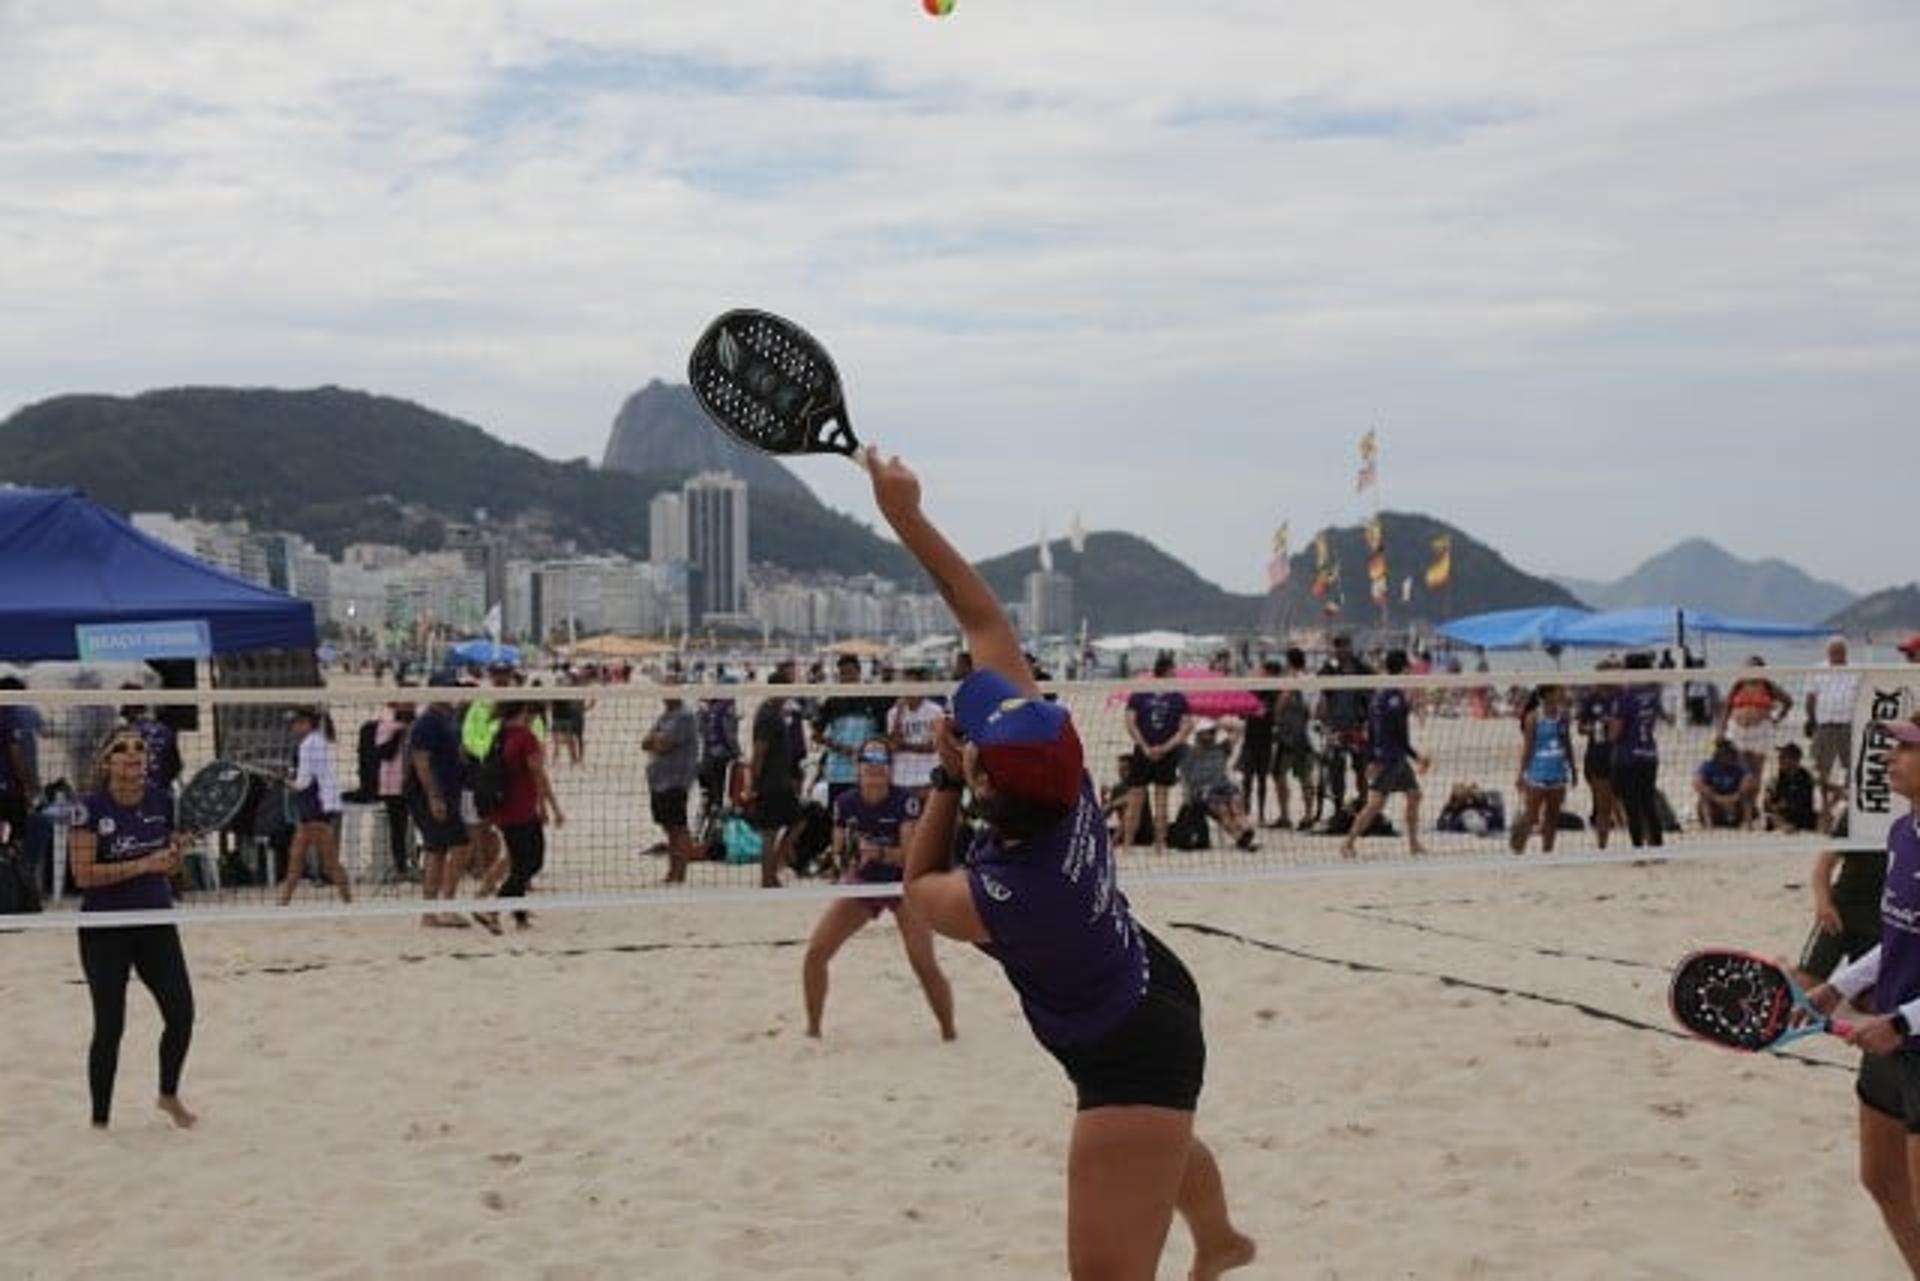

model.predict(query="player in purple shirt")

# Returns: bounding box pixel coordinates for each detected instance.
[801,738,955,1041]
[863,448,1254,1281]
[1808,715,1920,1273]
[1606,653,1672,848]
[1339,650,1430,859]
[1122,655,1196,855]
[66,727,197,1131]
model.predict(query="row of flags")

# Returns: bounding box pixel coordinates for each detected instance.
[1264,430,1453,604]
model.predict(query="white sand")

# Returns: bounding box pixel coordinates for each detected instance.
[1,855,1893,1279]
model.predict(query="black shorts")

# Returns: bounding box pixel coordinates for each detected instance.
[1128,747,1183,788]
[1370,759,1420,795]
[1858,1051,1920,1134]
[1046,929,1206,1113]
[751,789,801,830]
[1799,914,1881,983]
[650,787,690,830]
[1583,742,1612,783]
[407,792,468,854]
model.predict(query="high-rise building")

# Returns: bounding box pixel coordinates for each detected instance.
[1024,570,1076,637]
[682,472,749,624]
[648,492,687,565]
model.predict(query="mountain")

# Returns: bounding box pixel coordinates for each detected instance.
[1555,539,1856,623]
[0,386,913,578]
[976,532,1263,635]
[601,379,814,501]
[1259,512,1581,631]
[1824,583,1920,635]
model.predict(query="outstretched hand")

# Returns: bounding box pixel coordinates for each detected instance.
[864,447,922,526]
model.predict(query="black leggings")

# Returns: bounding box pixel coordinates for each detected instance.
[78,925,194,1126]
[1614,760,1664,848]
[498,822,546,900]
[382,796,412,874]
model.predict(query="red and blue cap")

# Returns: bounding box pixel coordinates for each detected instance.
[952,669,1083,810]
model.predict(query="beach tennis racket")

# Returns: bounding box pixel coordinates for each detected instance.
[687,309,860,459]
[175,759,257,838]
[1669,949,1853,1052]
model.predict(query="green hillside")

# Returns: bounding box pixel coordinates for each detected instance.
[1259,511,1582,631]
[0,387,913,578]
[976,532,1262,634]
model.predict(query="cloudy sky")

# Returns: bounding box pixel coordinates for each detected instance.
[2,1,1915,596]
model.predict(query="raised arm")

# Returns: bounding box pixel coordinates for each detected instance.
[865,449,1035,698]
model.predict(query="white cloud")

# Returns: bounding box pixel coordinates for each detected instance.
[0,0,1915,596]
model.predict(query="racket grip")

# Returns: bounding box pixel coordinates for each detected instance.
[1830,1018,1856,1039]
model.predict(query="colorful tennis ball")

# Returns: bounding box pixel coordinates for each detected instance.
[923,0,955,15]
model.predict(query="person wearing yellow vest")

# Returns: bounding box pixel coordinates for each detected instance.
[458,663,546,931]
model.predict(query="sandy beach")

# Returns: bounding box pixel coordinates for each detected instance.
[0,851,1895,1279]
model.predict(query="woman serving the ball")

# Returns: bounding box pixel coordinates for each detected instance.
[865,446,1254,1281]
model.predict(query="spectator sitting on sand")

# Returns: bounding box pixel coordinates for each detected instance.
[1765,743,1819,834]
[1694,738,1757,830]
[1178,721,1258,852]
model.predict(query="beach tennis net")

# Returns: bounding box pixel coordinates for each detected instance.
[1,663,1908,927]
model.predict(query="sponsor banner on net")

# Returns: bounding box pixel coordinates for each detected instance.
[1852,679,1920,848]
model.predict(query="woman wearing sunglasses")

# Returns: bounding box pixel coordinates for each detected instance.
[66,729,197,1129]
[800,737,956,1042]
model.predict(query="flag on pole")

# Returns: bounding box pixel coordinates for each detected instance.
[1068,512,1087,555]
[1364,514,1384,553]
[1265,522,1291,589]
[1359,429,1378,462]
[1356,429,1379,492]
[484,602,503,641]
[1310,531,1338,598]
[1425,534,1452,590]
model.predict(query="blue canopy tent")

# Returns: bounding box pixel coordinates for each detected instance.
[1435,606,1593,651]
[1551,607,1827,649]
[1439,603,1827,652]
[447,638,519,666]
[0,487,317,661]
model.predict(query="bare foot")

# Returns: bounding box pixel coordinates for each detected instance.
[1191,1232,1256,1281]
[940,1025,958,1042]
[1338,842,1357,860]
[806,1026,822,1039]
[157,1095,197,1129]
[1409,842,1429,857]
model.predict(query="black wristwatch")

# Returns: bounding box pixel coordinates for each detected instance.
[928,765,965,794]
[1894,1011,1913,1039]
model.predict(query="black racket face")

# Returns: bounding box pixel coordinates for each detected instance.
[687,309,860,457]
[177,760,253,835]
[1670,951,1796,1051]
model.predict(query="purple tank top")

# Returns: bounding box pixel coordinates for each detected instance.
[1876,815,1920,1049]
[966,776,1148,1049]
[71,787,175,912]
